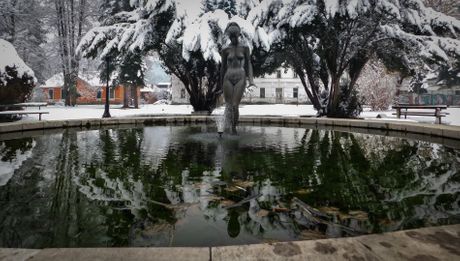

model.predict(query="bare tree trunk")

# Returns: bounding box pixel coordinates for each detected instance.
[54,0,86,106]
[131,85,139,109]
[121,85,128,108]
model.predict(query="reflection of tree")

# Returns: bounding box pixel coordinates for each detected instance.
[74,129,177,246]
[0,138,34,162]
[212,129,460,237]
[0,132,107,248]
[0,126,459,248]
[0,138,36,186]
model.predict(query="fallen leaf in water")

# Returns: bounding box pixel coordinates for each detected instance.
[201,195,224,201]
[233,180,254,188]
[299,230,327,240]
[348,211,368,220]
[295,188,312,195]
[318,207,341,216]
[263,238,281,244]
[256,209,270,217]
[224,186,241,192]
[338,213,352,220]
[272,207,289,212]
[220,200,236,207]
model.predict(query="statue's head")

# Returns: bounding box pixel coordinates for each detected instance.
[225,22,241,45]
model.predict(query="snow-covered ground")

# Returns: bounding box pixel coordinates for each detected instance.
[15,104,460,126]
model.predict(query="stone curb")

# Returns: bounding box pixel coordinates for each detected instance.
[2,116,458,140]
[1,225,458,261]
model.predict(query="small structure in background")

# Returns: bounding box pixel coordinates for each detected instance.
[37,73,141,105]
[243,68,308,104]
[398,72,460,106]
[170,68,309,105]
[170,76,190,105]
[140,82,171,104]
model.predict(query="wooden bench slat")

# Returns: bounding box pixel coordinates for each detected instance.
[0,111,49,115]
[392,111,448,116]
[0,111,49,121]
[392,105,448,109]
[14,102,48,106]
[393,112,447,117]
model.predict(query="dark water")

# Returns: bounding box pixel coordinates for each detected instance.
[0,125,459,248]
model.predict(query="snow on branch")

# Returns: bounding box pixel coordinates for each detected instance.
[180,10,270,63]
[380,24,460,62]
[77,0,175,59]
[0,39,36,85]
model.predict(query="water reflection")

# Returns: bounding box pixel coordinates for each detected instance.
[0,126,459,248]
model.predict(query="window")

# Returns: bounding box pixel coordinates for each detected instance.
[61,89,65,99]
[96,90,102,99]
[276,70,282,79]
[48,89,54,99]
[109,87,115,99]
[293,88,298,98]
[260,88,265,98]
[293,72,298,78]
[456,90,460,95]
[180,89,186,99]
[276,88,283,101]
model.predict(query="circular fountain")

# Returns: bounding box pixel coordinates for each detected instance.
[0,117,459,249]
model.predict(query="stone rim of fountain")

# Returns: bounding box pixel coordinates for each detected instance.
[0,117,459,259]
[0,116,459,141]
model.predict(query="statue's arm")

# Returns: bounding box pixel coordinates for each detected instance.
[245,47,255,86]
[220,49,228,91]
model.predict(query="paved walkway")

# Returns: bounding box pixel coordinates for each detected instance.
[1,225,459,261]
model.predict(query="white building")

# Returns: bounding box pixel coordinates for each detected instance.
[171,68,310,104]
[171,76,189,104]
[243,68,309,104]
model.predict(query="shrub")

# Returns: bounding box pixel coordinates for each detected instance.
[0,65,35,106]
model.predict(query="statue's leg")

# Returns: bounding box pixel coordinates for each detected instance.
[231,107,239,134]
[232,79,246,107]
[231,79,246,134]
[223,77,245,134]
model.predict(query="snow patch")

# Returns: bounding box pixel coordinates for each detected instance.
[0,39,36,85]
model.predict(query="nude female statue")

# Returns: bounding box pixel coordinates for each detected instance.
[220,22,255,134]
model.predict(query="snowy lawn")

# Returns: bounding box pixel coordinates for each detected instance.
[12,104,460,126]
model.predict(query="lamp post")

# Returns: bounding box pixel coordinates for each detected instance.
[102,56,111,118]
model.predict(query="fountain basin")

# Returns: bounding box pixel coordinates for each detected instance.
[0,118,459,249]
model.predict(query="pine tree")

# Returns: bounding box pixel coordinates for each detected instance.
[0,0,47,82]
[96,0,141,109]
[202,0,237,17]
[78,1,275,113]
[117,53,145,109]
[0,39,36,109]
[250,0,460,117]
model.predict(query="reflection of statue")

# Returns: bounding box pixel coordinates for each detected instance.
[227,210,241,238]
[220,22,255,134]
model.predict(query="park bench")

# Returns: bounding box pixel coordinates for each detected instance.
[392,104,449,124]
[0,110,49,120]
[0,102,49,121]
[13,102,48,110]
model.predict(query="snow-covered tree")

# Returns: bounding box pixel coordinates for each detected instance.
[409,72,429,94]
[95,0,143,109]
[236,0,260,18]
[249,0,460,117]
[52,0,94,106]
[0,39,36,106]
[356,59,398,111]
[78,0,273,113]
[0,0,47,83]
[202,0,237,17]
[117,53,145,108]
[422,0,460,89]
[424,0,459,19]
